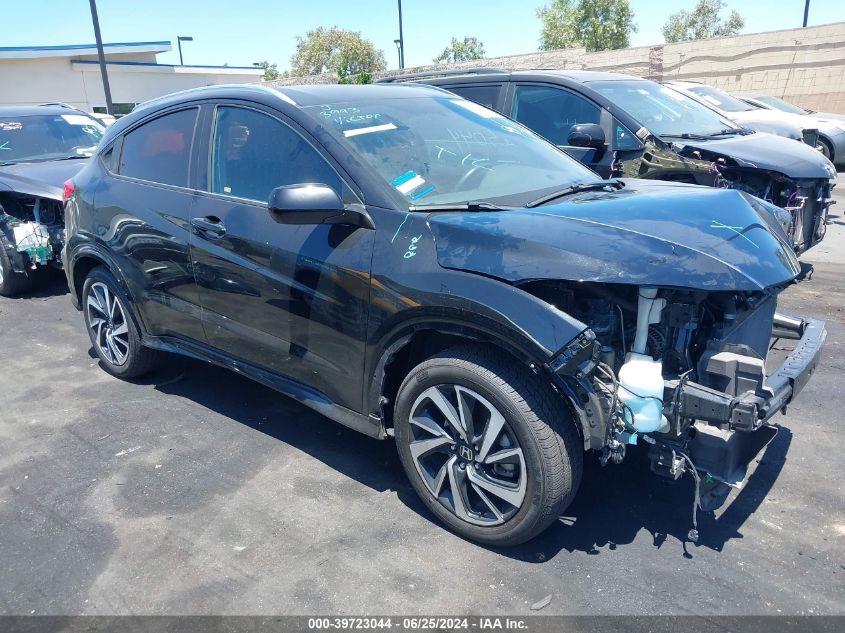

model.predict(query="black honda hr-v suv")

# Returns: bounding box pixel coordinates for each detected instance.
[64,84,824,546]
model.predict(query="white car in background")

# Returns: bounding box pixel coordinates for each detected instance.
[735,92,845,165]
[664,81,845,166]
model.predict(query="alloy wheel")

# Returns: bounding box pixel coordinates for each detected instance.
[407,384,527,526]
[86,281,130,366]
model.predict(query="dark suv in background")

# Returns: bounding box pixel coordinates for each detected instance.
[380,69,837,254]
[64,83,824,546]
[0,104,104,295]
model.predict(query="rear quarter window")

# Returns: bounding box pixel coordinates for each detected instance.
[118,108,198,187]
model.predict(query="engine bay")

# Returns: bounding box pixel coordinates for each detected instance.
[0,192,65,271]
[524,279,820,539]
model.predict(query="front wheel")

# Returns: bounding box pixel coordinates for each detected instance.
[394,346,583,546]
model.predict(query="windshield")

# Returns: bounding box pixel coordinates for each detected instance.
[688,85,755,112]
[301,96,598,207]
[752,95,809,115]
[590,80,739,138]
[0,113,104,164]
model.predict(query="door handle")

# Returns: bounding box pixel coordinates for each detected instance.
[191,216,227,239]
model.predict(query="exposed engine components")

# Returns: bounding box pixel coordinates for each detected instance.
[0,193,65,273]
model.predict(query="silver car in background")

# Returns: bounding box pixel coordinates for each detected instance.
[735,92,845,166]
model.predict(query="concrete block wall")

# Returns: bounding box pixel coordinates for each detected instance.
[267,21,845,112]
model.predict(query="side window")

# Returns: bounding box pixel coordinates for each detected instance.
[119,108,198,187]
[211,106,341,203]
[512,85,601,146]
[100,145,118,172]
[447,85,502,112]
[612,117,643,151]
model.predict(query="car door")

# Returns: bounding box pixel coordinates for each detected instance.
[189,102,375,412]
[509,84,618,177]
[94,105,206,342]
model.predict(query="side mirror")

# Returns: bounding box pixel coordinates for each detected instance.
[267,183,373,229]
[567,123,606,150]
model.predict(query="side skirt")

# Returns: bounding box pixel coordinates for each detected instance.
[143,335,386,440]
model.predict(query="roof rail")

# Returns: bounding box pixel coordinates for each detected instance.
[376,67,509,84]
[38,102,76,109]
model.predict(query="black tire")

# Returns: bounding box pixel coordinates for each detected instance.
[82,266,162,379]
[394,345,583,546]
[0,237,33,297]
[818,139,833,162]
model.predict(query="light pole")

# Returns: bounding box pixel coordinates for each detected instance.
[88,0,114,116]
[177,36,193,65]
[397,0,405,69]
[803,0,810,27]
[394,39,402,69]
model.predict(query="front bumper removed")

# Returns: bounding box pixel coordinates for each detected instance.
[653,314,825,499]
[666,315,826,433]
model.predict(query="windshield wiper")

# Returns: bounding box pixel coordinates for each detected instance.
[526,179,624,208]
[408,201,506,212]
[52,154,91,161]
[706,128,754,137]
[662,133,712,141]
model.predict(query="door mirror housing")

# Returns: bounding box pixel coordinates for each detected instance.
[267,183,373,229]
[567,123,606,150]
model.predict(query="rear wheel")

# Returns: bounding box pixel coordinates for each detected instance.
[82,267,162,378]
[0,237,33,297]
[394,345,582,546]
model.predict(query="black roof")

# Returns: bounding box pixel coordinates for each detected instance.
[129,82,450,115]
[377,67,644,85]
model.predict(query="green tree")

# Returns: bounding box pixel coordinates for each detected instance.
[537,0,637,52]
[433,37,486,64]
[257,60,279,82]
[662,0,745,43]
[290,26,386,82]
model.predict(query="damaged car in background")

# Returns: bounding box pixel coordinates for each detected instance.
[64,84,826,546]
[661,80,823,149]
[0,105,104,296]
[389,69,837,255]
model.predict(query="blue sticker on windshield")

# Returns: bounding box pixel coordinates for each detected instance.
[392,170,426,195]
[411,185,435,200]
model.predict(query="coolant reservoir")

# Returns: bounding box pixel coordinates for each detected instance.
[618,353,669,433]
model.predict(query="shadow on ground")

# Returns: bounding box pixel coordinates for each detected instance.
[135,353,790,562]
[7,267,69,299]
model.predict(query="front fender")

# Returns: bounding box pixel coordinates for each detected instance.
[364,265,590,421]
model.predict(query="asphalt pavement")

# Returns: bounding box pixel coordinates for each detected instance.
[1,175,844,616]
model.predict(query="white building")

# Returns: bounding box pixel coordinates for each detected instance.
[0,41,263,114]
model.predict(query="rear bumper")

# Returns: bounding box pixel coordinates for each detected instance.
[666,315,826,432]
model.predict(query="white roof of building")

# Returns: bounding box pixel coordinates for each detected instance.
[0,41,173,60]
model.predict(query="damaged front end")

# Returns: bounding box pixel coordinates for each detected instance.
[430,182,826,540]
[0,191,66,274]
[545,281,825,539]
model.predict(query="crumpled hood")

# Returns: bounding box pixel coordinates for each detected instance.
[675,132,836,179]
[431,180,801,292]
[0,159,88,200]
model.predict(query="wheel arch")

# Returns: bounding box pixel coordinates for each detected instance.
[67,245,137,312]
[367,315,590,451]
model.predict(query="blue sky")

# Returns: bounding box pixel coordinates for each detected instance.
[4,0,844,71]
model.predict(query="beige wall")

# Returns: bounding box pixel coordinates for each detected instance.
[270,22,845,113]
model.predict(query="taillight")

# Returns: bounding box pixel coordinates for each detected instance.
[62,180,75,203]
